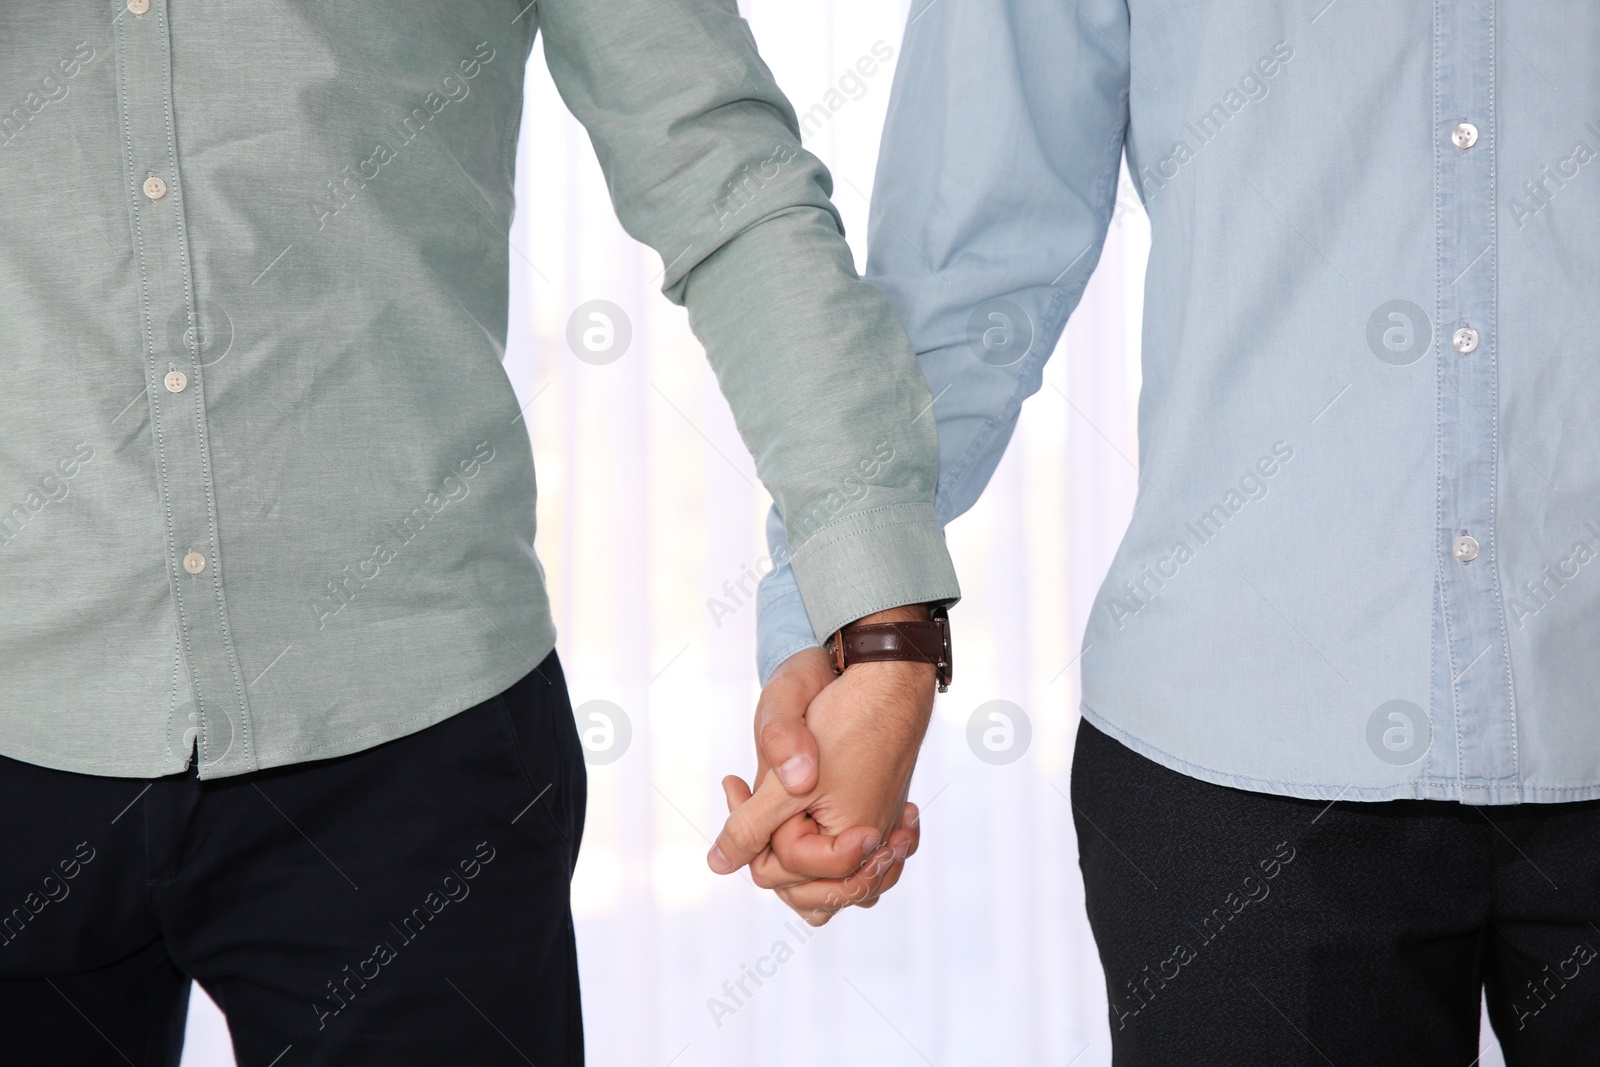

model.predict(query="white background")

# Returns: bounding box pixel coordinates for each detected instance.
[180,3,1508,1064]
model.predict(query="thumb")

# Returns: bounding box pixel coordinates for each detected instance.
[755,649,831,796]
[708,769,808,875]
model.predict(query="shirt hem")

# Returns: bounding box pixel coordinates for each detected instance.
[0,649,552,781]
[0,743,190,780]
[229,654,549,778]
[1079,701,1600,806]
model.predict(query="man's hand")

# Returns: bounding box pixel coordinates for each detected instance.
[707,606,937,925]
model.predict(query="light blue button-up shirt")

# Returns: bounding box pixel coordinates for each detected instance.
[759,0,1600,804]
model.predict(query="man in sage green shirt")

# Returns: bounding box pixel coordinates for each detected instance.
[0,2,955,1062]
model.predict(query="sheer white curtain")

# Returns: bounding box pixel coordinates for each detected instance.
[180,4,1509,1065]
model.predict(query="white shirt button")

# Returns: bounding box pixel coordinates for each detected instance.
[1451,122,1479,150]
[1452,326,1479,354]
[164,370,188,393]
[127,0,150,13]
[1453,535,1480,563]
[143,175,167,200]
[182,551,207,575]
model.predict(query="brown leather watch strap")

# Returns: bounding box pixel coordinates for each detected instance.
[825,606,952,692]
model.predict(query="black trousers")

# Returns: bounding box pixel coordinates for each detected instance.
[0,652,585,1066]
[1071,718,1600,1065]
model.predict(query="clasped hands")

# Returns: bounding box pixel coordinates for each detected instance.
[705,606,935,926]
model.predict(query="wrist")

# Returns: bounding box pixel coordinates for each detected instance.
[828,603,951,692]
[836,657,938,743]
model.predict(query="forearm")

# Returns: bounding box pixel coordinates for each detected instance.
[681,208,957,640]
[541,0,958,638]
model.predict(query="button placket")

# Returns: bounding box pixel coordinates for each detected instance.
[116,0,254,774]
[1434,0,1516,799]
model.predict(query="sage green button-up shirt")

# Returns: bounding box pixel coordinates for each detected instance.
[0,1,958,778]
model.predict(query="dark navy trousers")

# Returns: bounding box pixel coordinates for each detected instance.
[1073,717,1600,1065]
[0,652,584,1066]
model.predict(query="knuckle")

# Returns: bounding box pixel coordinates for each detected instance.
[756,718,792,755]
[722,821,762,858]
[751,864,788,890]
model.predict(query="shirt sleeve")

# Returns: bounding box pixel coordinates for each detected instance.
[538,0,960,646]
[754,0,1133,684]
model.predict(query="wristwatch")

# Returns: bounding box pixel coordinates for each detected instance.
[824,604,953,692]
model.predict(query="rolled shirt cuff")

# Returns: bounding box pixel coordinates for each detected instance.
[786,500,960,659]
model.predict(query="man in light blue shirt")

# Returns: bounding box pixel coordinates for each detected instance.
[711,1,1600,1060]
